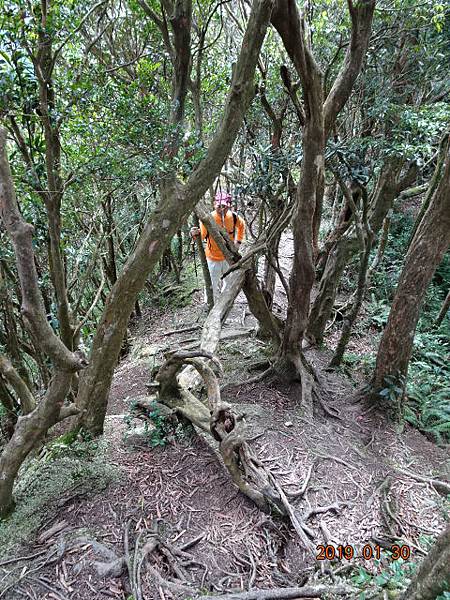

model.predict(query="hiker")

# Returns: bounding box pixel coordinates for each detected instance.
[190,192,245,304]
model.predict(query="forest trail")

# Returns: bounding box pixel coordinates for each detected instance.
[2,281,448,600]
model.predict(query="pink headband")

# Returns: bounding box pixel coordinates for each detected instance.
[215,192,232,205]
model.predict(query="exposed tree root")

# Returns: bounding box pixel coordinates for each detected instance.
[123,518,196,600]
[157,352,284,515]
[153,265,346,556]
[197,583,359,599]
[156,350,348,560]
[395,467,450,497]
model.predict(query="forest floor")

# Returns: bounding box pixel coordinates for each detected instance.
[1,258,449,600]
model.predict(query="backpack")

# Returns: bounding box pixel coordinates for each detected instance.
[205,212,238,249]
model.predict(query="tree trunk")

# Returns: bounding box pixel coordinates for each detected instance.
[76,0,275,435]
[372,140,450,399]
[271,0,375,369]
[308,238,354,344]
[193,214,214,309]
[407,131,449,250]
[263,230,282,309]
[244,267,282,344]
[329,233,373,367]
[0,127,84,516]
[0,370,72,517]
[401,525,450,600]
[102,194,118,287]
[435,288,450,327]
[308,159,411,344]
[0,376,18,440]
[277,122,324,378]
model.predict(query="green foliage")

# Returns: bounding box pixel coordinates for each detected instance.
[340,351,376,380]
[366,295,391,329]
[38,428,97,462]
[124,400,188,448]
[379,374,406,403]
[149,262,199,310]
[352,556,415,599]
[405,331,450,444]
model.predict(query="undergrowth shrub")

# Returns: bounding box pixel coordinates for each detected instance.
[124,400,190,447]
[148,262,200,309]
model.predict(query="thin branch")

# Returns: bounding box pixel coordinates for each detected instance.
[0,354,35,414]
[52,0,109,67]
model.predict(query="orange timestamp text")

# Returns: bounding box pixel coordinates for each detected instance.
[316,544,411,561]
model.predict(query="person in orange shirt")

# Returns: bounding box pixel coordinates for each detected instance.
[191,192,245,303]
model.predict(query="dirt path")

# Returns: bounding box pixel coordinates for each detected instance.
[1,287,449,599]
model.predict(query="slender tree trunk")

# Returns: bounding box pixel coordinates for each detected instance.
[35,15,75,351]
[407,131,449,249]
[0,127,84,517]
[329,234,373,367]
[271,0,375,370]
[263,230,282,309]
[0,376,18,439]
[308,238,354,345]
[308,159,411,344]
[0,370,72,517]
[372,141,450,399]
[277,122,324,378]
[435,289,450,327]
[194,215,214,309]
[102,194,118,287]
[401,525,450,600]
[244,267,282,344]
[368,211,391,278]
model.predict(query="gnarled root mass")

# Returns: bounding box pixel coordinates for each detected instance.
[156,351,284,516]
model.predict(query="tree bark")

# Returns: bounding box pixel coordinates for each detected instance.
[34,8,75,350]
[0,130,84,373]
[271,0,375,376]
[193,214,214,309]
[0,370,73,517]
[401,524,450,600]
[278,122,323,378]
[0,355,35,414]
[372,139,450,398]
[407,130,449,249]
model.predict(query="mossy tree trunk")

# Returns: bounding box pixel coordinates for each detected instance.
[0,129,85,518]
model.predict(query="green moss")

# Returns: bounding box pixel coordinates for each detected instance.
[0,437,120,560]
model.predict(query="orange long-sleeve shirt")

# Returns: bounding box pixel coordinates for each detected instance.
[200,210,245,261]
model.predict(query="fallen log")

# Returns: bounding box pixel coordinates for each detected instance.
[177,269,246,391]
